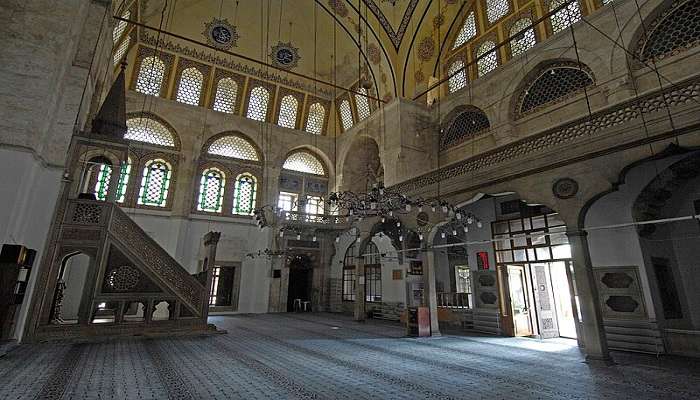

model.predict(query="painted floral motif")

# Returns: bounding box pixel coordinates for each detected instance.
[367,43,381,65]
[418,37,436,61]
[328,0,349,17]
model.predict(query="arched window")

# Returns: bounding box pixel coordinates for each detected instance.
[485,0,510,24]
[116,159,132,203]
[448,59,467,93]
[135,56,165,96]
[246,86,270,121]
[364,241,382,302]
[510,18,536,57]
[639,0,700,62]
[212,78,238,114]
[277,95,299,129]
[197,168,225,213]
[94,163,112,201]
[137,159,172,207]
[441,109,491,150]
[113,36,131,66]
[342,243,356,301]
[112,10,130,43]
[355,88,371,121]
[550,0,582,34]
[476,41,498,77]
[176,67,204,106]
[125,117,176,147]
[453,12,476,49]
[519,65,594,115]
[305,103,326,135]
[233,174,257,215]
[207,135,259,161]
[283,151,326,175]
[339,99,354,131]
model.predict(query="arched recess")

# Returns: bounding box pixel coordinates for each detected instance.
[51,252,92,324]
[124,112,181,150]
[580,147,700,354]
[203,131,263,163]
[283,146,334,178]
[340,136,383,192]
[631,0,700,65]
[440,105,491,150]
[511,60,595,119]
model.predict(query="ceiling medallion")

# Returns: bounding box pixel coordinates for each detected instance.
[270,42,301,70]
[553,178,579,199]
[202,18,239,50]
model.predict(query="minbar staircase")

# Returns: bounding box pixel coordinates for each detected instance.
[28,199,219,341]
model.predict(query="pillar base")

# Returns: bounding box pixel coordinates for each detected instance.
[584,354,615,366]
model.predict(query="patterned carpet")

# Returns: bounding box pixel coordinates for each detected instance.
[1,313,699,399]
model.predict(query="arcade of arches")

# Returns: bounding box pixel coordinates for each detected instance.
[1,0,700,398]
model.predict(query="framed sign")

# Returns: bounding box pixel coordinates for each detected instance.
[477,252,490,270]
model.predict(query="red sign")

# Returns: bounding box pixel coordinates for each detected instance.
[477,252,490,270]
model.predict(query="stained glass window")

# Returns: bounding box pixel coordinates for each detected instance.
[339,99,354,131]
[116,160,132,203]
[453,12,476,49]
[212,78,238,114]
[113,10,130,43]
[197,168,225,213]
[283,151,325,175]
[550,0,582,34]
[176,67,204,106]
[277,95,299,128]
[125,117,176,147]
[113,36,130,66]
[305,103,325,135]
[135,56,165,96]
[246,86,270,121]
[510,18,536,57]
[485,0,510,24]
[207,135,259,161]
[448,59,467,93]
[137,159,171,207]
[476,41,498,77]
[355,88,371,121]
[233,174,257,215]
[94,164,112,201]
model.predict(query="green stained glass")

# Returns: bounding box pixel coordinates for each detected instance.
[233,174,256,215]
[197,168,225,212]
[116,162,131,203]
[94,164,112,201]
[137,160,171,207]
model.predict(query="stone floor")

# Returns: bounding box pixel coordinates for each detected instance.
[1,313,699,400]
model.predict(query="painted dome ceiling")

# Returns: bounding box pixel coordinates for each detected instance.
[133,0,467,100]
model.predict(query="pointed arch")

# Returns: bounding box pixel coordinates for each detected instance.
[205,133,261,162]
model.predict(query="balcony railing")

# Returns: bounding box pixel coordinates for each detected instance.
[437,292,472,309]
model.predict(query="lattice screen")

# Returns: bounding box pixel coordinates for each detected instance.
[486,0,510,23]
[355,88,371,121]
[510,18,536,57]
[640,0,700,62]
[453,12,476,49]
[246,86,270,121]
[233,174,257,215]
[277,95,299,128]
[339,100,354,131]
[520,66,593,115]
[212,78,238,114]
[305,103,325,135]
[283,151,325,175]
[476,41,498,76]
[125,117,176,147]
[207,135,259,161]
[448,59,467,93]
[176,67,204,106]
[135,56,165,96]
[440,109,491,150]
[197,168,225,212]
[550,0,582,34]
[137,160,171,207]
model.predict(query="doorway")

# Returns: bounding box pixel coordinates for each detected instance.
[286,255,313,312]
[506,265,533,336]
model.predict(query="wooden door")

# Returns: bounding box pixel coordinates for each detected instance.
[507,265,533,336]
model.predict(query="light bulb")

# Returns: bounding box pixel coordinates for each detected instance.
[357,237,362,243]
[296,234,301,240]
[464,226,469,233]
[441,232,446,239]
[396,222,401,227]
[442,205,448,213]
[312,236,317,242]
[452,229,457,236]
[381,217,385,223]
[280,231,284,237]
[419,234,423,241]
[456,213,462,220]
[335,236,340,243]
[399,235,403,242]
[431,206,436,212]
[406,204,411,212]
[389,211,393,217]
[418,206,423,213]
[477,221,483,228]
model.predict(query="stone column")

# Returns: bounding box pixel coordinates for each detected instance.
[566,229,612,363]
[423,249,441,336]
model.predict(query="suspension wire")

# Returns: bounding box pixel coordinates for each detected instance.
[566,6,593,120]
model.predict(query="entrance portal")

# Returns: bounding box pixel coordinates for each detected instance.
[507,265,533,336]
[287,255,313,312]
